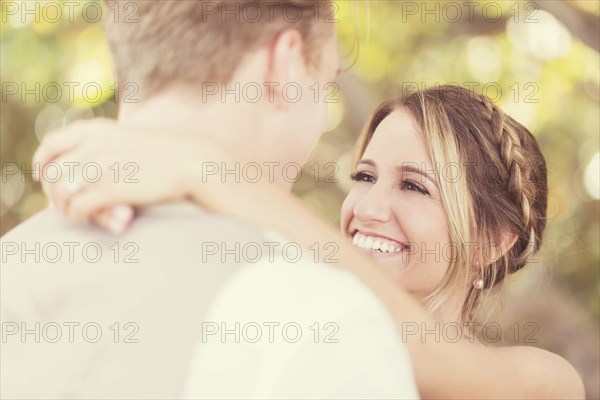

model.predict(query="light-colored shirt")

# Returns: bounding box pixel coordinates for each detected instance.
[1,202,419,399]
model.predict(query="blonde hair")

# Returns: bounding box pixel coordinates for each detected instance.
[103,0,334,99]
[354,85,548,325]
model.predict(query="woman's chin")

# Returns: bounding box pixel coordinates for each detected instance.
[357,247,410,274]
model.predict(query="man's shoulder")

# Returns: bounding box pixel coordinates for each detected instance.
[3,201,264,239]
[1,202,268,267]
[2,208,68,242]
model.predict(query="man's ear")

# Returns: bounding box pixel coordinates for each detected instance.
[266,29,306,109]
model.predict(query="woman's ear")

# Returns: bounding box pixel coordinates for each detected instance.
[265,29,306,109]
[480,231,519,265]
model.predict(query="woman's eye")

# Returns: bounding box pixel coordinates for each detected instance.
[350,171,375,183]
[401,180,430,195]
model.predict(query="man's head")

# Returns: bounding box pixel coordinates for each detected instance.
[104,1,336,98]
[104,0,340,170]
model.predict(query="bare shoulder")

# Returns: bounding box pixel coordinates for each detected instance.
[491,345,585,399]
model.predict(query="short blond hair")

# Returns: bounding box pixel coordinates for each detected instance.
[103,0,334,99]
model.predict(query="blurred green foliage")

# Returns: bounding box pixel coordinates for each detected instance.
[1,0,599,396]
[327,0,600,317]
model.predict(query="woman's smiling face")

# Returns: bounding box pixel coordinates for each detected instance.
[341,109,452,298]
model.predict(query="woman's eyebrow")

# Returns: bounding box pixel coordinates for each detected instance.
[357,159,376,167]
[396,163,437,185]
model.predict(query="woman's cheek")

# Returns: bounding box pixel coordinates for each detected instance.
[412,222,451,271]
[392,198,447,249]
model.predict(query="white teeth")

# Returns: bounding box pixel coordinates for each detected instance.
[351,232,403,253]
[358,236,366,248]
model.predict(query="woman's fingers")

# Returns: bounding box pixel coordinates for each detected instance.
[33,118,117,179]
[91,206,135,234]
[43,154,137,230]
[33,126,88,180]
[41,151,87,214]
[33,118,141,233]
[67,188,129,224]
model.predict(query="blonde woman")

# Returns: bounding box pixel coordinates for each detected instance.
[34,85,584,398]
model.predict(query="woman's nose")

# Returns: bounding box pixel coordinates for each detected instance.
[354,184,392,224]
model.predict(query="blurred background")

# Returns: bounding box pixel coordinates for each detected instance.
[1,0,599,397]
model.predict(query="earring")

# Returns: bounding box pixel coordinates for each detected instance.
[473,259,484,289]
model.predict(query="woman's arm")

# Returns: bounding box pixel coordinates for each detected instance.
[186,164,585,400]
[34,119,584,399]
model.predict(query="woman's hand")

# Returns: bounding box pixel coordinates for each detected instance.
[33,118,209,232]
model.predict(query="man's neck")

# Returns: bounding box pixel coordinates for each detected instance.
[118,91,259,157]
[116,91,294,191]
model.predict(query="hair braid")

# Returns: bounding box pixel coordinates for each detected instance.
[475,93,541,277]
